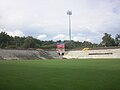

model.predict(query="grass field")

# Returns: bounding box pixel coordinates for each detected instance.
[0,59,120,90]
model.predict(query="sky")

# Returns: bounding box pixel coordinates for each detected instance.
[0,0,120,43]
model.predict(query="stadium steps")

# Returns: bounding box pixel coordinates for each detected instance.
[63,48,120,59]
[0,49,56,60]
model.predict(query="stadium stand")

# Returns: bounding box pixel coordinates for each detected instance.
[0,49,60,60]
[63,48,120,59]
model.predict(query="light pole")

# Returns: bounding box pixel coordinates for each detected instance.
[67,10,72,41]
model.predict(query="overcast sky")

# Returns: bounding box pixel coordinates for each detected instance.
[0,0,120,43]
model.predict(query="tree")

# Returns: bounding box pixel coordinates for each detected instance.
[83,41,93,48]
[0,32,12,48]
[22,36,36,49]
[101,33,115,47]
[115,34,120,46]
[0,31,100,49]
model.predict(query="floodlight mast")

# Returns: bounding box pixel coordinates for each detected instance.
[67,10,72,41]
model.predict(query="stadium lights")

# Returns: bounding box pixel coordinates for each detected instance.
[67,10,72,41]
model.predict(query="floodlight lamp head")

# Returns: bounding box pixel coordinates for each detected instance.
[67,10,72,15]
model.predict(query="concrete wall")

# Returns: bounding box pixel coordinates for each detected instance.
[63,48,120,59]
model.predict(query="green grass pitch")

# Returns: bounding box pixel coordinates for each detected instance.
[0,59,120,90]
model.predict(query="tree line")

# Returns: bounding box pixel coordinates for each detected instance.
[0,32,119,50]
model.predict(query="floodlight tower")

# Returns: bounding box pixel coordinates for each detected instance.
[67,10,72,41]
